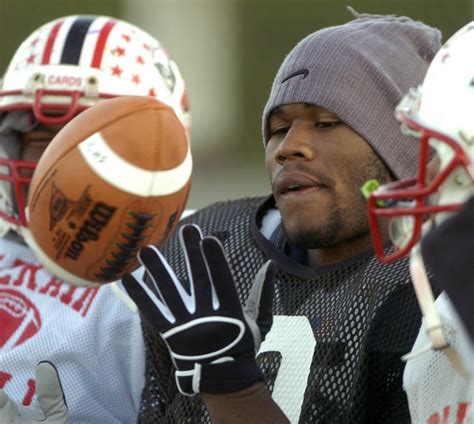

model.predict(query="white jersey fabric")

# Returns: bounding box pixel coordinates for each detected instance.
[404,292,474,424]
[0,237,145,423]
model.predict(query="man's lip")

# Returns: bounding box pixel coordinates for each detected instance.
[274,172,327,195]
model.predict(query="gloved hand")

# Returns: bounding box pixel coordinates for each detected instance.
[122,224,276,396]
[0,362,69,424]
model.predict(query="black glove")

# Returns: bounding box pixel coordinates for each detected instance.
[122,224,276,396]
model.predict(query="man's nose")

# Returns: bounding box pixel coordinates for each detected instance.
[275,125,315,165]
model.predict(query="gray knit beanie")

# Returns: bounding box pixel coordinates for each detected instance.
[262,11,442,180]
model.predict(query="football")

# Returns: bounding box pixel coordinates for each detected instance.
[24,96,192,287]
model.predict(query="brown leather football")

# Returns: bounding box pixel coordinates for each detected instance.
[25,96,191,287]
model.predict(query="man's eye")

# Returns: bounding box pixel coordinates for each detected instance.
[315,121,340,129]
[270,126,289,136]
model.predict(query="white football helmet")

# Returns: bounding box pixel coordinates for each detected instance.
[0,15,190,235]
[368,22,474,262]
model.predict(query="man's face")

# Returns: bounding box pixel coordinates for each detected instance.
[265,103,393,250]
[20,123,63,177]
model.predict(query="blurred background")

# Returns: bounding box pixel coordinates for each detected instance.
[1,0,471,209]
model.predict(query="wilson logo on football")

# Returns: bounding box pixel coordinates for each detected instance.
[64,202,116,261]
[0,289,41,350]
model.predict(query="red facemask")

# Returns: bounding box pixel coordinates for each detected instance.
[368,110,472,263]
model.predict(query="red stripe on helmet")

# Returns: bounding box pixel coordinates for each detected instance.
[91,19,117,68]
[41,20,64,64]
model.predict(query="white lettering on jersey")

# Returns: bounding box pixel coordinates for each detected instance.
[258,315,316,423]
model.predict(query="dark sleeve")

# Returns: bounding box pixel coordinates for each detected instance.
[365,284,422,424]
[421,196,474,343]
[137,318,175,423]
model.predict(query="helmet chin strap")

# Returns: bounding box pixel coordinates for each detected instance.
[402,246,468,376]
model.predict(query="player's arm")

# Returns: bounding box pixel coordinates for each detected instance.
[421,195,474,344]
[201,382,289,424]
[420,196,474,374]
[122,224,289,423]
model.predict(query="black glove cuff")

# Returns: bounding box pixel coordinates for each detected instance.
[200,358,264,394]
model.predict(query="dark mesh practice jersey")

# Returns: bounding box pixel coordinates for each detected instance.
[138,196,422,423]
